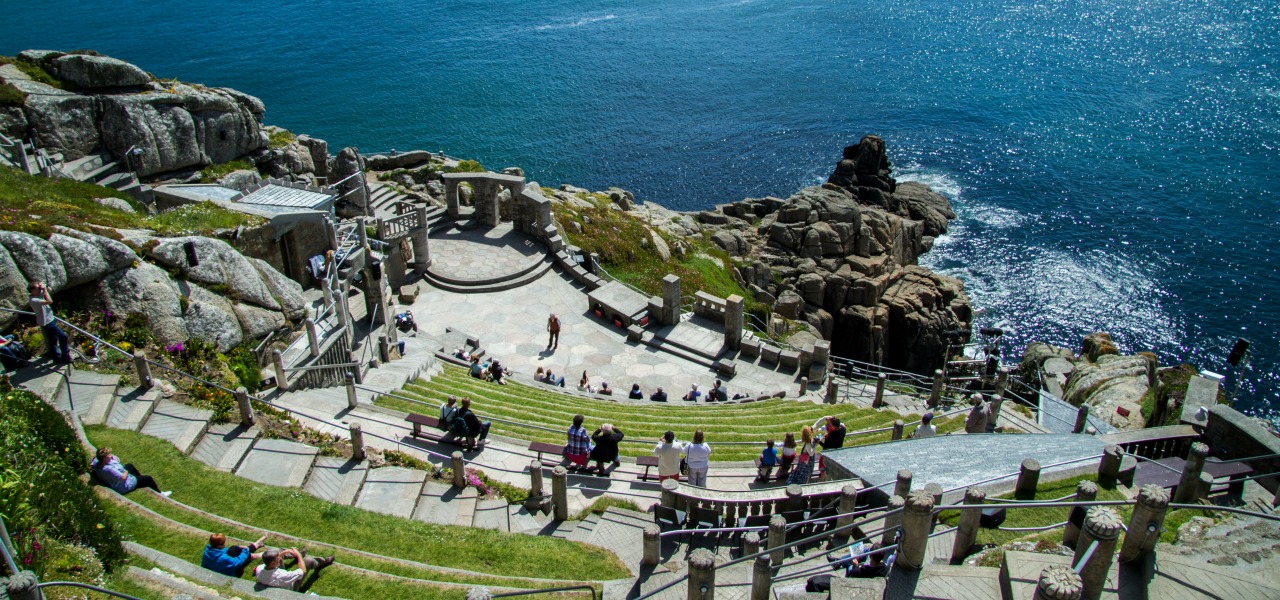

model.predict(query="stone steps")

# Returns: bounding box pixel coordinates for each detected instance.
[190,423,261,472]
[54,370,120,426]
[235,437,320,488]
[106,386,162,432]
[139,399,215,455]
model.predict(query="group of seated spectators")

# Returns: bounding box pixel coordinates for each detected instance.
[569,371,745,403]
[201,533,334,591]
[466,355,511,385]
[438,395,492,450]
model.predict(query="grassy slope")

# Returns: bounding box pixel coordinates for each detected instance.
[375,365,963,461]
[85,427,630,584]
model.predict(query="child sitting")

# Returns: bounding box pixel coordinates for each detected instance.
[757,439,779,482]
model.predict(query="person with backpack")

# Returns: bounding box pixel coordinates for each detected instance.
[453,398,490,451]
[439,396,459,432]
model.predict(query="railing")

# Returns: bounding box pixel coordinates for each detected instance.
[379,209,421,241]
[691,291,727,321]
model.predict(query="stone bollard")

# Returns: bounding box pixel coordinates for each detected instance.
[873,374,887,408]
[950,487,986,565]
[687,548,717,600]
[347,350,363,384]
[743,532,762,557]
[835,485,859,539]
[1035,565,1084,600]
[882,494,906,547]
[925,482,943,510]
[552,466,569,521]
[1073,405,1090,434]
[661,478,679,508]
[892,420,905,441]
[322,278,334,308]
[1195,471,1214,502]
[1062,480,1098,548]
[305,318,320,357]
[273,349,289,392]
[898,490,935,570]
[527,460,544,509]
[1120,484,1170,563]
[451,451,466,488]
[1073,507,1123,600]
[378,335,391,363]
[797,376,808,398]
[1097,445,1123,488]
[643,525,661,566]
[134,350,153,389]
[768,515,787,563]
[750,554,772,600]
[894,469,914,500]
[350,423,365,462]
[929,369,944,408]
[235,387,255,426]
[466,586,491,600]
[5,571,40,600]
[1174,442,1210,504]
[1015,458,1042,500]
[346,375,358,410]
[785,484,804,512]
[825,379,839,405]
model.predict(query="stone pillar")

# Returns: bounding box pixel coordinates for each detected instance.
[1074,405,1090,434]
[785,485,804,512]
[1195,471,1214,501]
[305,318,320,357]
[661,274,682,325]
[552,466,569,521]
[925,482,943,508]
[898,490,935,570]
[235,387,255,426]
[643,525,661,566]
[661,478,679,508]
[1015,458,1042,500]
[995,367,1009,398]
[894,469,914,500]
[825,379,839,405]
[346,375,358,410]
[273,349,289,392]
[929,369,944,408]
[768,515,787,563]
[322,278,334,308]
[325,217,339,251]
[1062,480,1098,548]
[1073,507,1123,600]
[687,549,717,600]
[1174,442,1210,504]
[1120,484,1170,563]
[134,350,152,389]
[412,206,431,272]
[378,335,391,363]
[451,451,466,488]
[882,494,906,547]
[1097,445,1123,488]
[835,485,859,538]
[797,377,808,398]
[445,179,460,218]
[873,374,887,408]
[743,532,762,557]
[750,554,771,600]
[1035,565,1084,600]
[892,420,905,441]
[724,294,744,350]
[357,216,369,249]
[950,487,985,564]
[5,571,40,600]
[336,279,350,333]
[528,460,544,500]
[347,350,363,384]
[350,423,365,462]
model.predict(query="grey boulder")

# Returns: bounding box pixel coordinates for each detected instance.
[90,262,188,344]
[0,231,68,292]
[51,54,150,89]
[180,283,244,352]
[147,237,280,311]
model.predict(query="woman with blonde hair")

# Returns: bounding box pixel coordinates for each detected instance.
[786,426,817,485]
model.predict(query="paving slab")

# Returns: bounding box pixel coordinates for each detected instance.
[190,423,261,472]
[57,371,120,425]
[355,466,427,518]
[107,387,160,432]
[411,481,466,525]
[471,498,511,531]
[139,400,214,454]
[884,564,1001,600]
[235,438,319,488]
[304,456,369,506]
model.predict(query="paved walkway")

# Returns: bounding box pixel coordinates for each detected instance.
[427,223,543,282]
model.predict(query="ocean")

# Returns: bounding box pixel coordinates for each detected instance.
[4,0,1277,421]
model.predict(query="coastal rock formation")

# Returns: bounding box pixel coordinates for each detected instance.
[0,227,305,352]
[1017,335,1158,430]
[0,50,267,175]
[331,147,369,217]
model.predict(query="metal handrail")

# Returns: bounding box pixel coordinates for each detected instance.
[995,521,1069,532]
[144,358,240,397]
[941,453,1104,495]
[285,361,360,373]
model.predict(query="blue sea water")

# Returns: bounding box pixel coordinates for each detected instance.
[4,0,1278,421]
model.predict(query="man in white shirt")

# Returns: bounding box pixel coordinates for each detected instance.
[913,412,936,438]
[29,281,69,363]
[254,547,333,590]
[653,431,686,482]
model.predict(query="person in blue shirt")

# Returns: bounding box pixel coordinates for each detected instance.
[202,533,267,577]
[757,439,779,482]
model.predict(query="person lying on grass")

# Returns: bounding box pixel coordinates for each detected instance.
[255,547,334,591]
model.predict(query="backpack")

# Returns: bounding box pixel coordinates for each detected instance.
[450,412,472,437]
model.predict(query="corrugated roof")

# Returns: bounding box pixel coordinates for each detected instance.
[238,184,334,209]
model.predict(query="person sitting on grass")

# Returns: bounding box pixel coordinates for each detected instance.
[90,447,170,497]
[469,356,486,380]
[710,379,728,402]
[649,386,668,402]
[202,533,267,577]
[628,383,644,400]
[254,547,333,591]
[489,359,509,385]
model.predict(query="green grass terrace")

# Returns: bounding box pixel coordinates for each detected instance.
[374,365,964,462]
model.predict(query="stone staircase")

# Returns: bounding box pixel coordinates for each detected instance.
[367,182,447,226]
[59,152,156,204]
[1159,514,1280,578]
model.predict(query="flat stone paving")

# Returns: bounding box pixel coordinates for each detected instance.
[428,222,542,282]
[883,564,1002,600]
[190,423,260,472]
[107,387,159,432]
[412,481,475,525]
[139,400,213,455]
[304,456,369,506]
[355,466,427,518]
[824,434,1107,501]
[235,438,318,488]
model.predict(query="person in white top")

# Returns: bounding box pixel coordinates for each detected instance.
[683,430,712,487]
[29,281,69,363]
[253,547,333,591]
[652,431,686,482]
[912,412,937,438]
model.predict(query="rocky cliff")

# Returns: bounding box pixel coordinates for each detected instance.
[0,50,267,177]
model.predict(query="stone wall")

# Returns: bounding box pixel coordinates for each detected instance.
[1204,406,1280,494]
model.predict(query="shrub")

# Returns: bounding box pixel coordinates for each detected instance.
[442,159,485,173]
[268,129,296,149]
[198,159,256,183]
[226,344,262,392]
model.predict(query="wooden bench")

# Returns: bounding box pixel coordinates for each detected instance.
[636,456,660,481]
[528,441,565,466]
[405,413,484,448]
